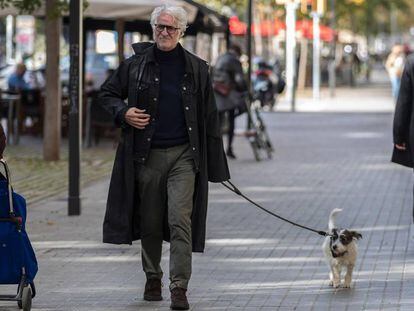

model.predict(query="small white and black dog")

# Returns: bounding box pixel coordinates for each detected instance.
[322,208,362,288]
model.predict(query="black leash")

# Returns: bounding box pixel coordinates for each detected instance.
[221,180,328,237]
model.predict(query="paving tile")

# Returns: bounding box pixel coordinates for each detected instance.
[2,82,414,310]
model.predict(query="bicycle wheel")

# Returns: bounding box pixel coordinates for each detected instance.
[249,136,261,161]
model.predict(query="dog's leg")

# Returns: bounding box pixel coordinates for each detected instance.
[331,264,341,288]
[329,271,333,286]
[344,264,354,288]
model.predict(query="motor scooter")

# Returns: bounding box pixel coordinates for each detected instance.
[252,67,276,110]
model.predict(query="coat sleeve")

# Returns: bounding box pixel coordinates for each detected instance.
[99,59,131,128]
[0,123,5,158]
[205,72,230,182]
[393,60,413,144]
[231,58,248,92]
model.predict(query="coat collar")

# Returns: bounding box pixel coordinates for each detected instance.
[131,42,193,75]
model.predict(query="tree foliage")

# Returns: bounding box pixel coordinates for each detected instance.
[197,0,413,36]
[0,0,42,13]
[333,0,411,36]
[197,0,246,18]
[3,0,412,36]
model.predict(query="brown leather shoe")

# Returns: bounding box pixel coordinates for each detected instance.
[143,279,162,301]
[170,287,189,310]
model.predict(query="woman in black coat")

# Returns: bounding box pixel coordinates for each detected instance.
[393,54,414,166]
[393,54,414,222]
[213,44,247,159]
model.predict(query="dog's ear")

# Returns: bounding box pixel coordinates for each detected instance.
[350,231,362,240]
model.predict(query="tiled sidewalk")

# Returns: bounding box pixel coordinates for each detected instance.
[1,141,115,205]
[2,84,414,310]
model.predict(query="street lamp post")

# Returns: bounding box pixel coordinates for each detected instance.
[328,0,336,97]
[284,0,299,112]
[311,11,321,100]
[247,0,253,96]
[311,0,326,100]
[68,0,83,216]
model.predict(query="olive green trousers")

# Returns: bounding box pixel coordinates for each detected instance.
[135,143,195,290]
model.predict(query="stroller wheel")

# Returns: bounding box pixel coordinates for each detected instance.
[22,286,32,311]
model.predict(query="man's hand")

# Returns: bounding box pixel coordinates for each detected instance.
[124,108,150,129]
[395,143,407,150]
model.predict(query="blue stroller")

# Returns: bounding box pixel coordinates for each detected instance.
[0,159,38,310]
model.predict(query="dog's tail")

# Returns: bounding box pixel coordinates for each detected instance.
[329,208,342,230]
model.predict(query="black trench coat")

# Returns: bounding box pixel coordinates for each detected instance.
[393,54,414,168]
[99,42,230,252]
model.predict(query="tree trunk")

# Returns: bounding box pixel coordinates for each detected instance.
[116,19,125,63]
[43,0,61,161]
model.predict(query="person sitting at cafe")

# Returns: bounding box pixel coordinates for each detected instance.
[8,63,30,92]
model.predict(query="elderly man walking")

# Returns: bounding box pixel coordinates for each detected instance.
[99,5,229,310]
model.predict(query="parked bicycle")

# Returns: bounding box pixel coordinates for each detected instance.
[243,95,274,161]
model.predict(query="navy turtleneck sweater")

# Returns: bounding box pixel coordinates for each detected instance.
[151,45,188,148]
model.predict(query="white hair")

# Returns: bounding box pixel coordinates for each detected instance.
[150,5,188,35]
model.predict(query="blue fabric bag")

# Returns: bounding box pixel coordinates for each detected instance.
[0,159,38,284]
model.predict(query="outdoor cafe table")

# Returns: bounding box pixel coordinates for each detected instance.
[1,92,21,145]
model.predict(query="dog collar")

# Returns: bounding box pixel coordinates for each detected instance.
[331,249,348,258]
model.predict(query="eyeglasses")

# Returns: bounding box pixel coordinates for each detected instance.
[154,24,180,34]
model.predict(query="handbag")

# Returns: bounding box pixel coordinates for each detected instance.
[215,90,246,113]
[213,81,231,97]
[391,144,413,168]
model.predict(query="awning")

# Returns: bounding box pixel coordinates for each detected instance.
[229,16,247,36]
[0,0,228,34]
[229,15,285,37]
[230,16,335,42]
[0,0,195,20]
[296,19,335,42]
